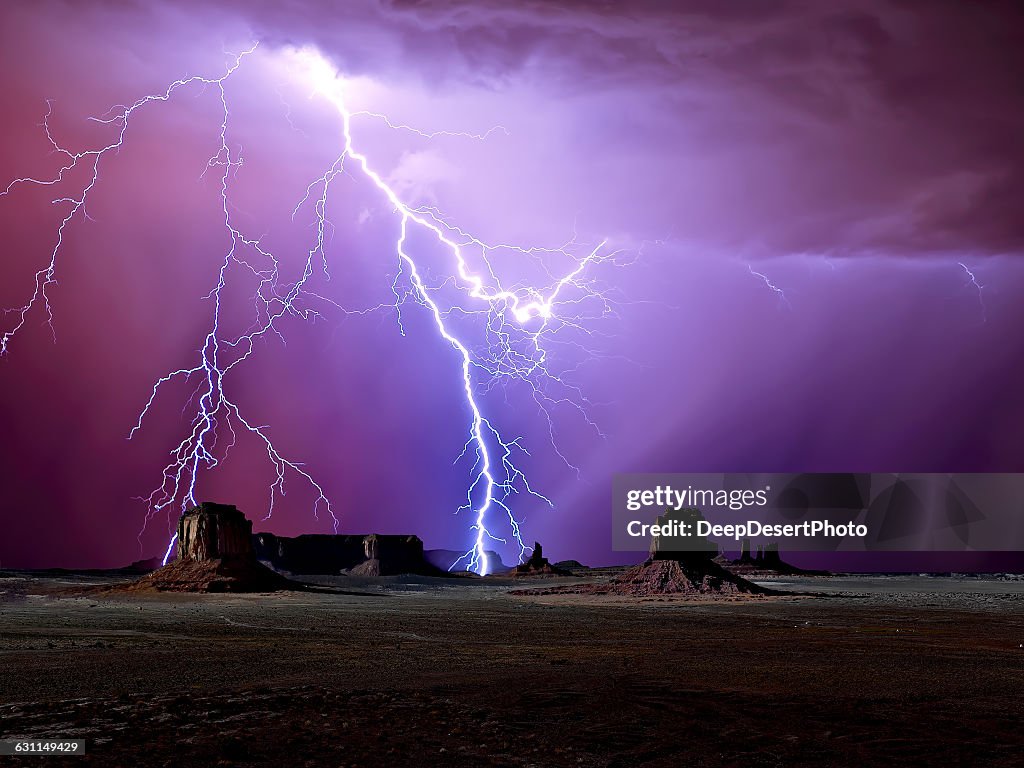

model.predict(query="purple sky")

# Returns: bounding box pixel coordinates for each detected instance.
[1,1,1023,570]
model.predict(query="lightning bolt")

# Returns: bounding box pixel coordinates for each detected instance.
[0,44,619,574]
[350,110,510,142]
[958,262,987,324]
[747,264,792,310]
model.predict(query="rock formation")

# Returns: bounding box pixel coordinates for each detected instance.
[130,503,294,593]
[599,509,762,594]
[738,538,755,564]
[255,532,443,576]
[345,534,444,576]
[719,539,827,576]
[512,510,767,597]
[510,542,574,577]
[177,502,254,561]
[553,559,588,572]
[601,557,758,596]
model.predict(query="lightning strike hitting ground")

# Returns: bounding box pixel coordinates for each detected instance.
[0,44,620,574]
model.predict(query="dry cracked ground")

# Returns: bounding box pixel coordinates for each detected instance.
[1,572,1022,767]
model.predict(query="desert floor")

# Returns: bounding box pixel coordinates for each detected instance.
[1,571,1022,767]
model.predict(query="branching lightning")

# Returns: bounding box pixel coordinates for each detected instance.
[0,44,621,574]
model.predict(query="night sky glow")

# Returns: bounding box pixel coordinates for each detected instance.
[2,1,1023,570]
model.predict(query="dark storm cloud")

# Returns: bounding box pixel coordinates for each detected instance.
[198,0,1024,257]
[22,0,1021,255]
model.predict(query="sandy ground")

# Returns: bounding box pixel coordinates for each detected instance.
[1,571,1022,767]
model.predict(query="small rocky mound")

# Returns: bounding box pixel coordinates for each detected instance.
[511,556,766,596]
[553,559,587,571]
[346,559,384,577]
[128,557,295,593]
[603,557,760,596]
[510,542,575,577]
[125,502,297,593]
